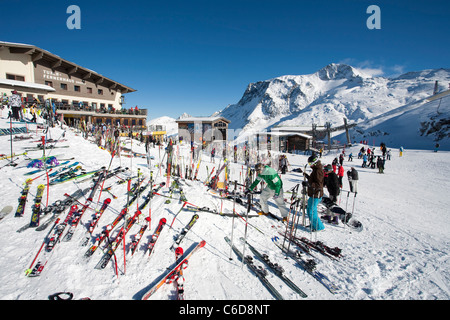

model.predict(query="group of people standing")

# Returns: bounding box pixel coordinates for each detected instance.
[360,145,390,173]
[248,150,359,232]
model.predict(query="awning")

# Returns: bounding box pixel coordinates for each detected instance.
[0,79,56,92]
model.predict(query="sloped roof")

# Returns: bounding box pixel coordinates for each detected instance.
[0,41,135,93]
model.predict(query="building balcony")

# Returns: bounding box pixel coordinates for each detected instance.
[55,104,147,118]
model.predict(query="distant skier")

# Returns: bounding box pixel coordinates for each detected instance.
[377,156,385,174]
[434,143,440,152]
[362,154,368,168]
[211,147,216,163]
[247,163,289,222]
[399,146,404,157]
[304,154,325,232]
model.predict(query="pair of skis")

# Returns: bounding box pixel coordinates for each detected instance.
[25,205,80,277]
[271,236,338,294]
[141,240,206,300]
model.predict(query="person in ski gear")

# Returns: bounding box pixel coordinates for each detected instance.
[337,165,344,188]
[332,157,338,172]
[362,154,367,168]
[248,163,289,221]
[322,164,340,224]
[377,156,385,174]
[434,143,440,152]
[303,155,325,231]
[347,167,358,193]
[279,155,288,174]
[399,146,404,157]
[211,147,216,163]
[8,90,22,121]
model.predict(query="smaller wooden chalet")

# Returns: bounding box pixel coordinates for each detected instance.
[176,116,231,143]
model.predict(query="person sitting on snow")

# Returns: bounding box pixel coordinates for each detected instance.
[247,163,289,222]
[322,164,340,225]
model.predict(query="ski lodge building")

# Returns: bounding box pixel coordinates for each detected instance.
[176,116,231,144]
[0,41,147,129]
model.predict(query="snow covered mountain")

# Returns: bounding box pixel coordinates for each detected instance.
[147,116,178,137]
[218,64,450,145]
[336,93,450,150]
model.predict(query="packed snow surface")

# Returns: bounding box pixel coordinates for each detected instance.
[0,116,449,301]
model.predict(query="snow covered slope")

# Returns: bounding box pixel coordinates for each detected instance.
[218,64,450,143]
[0,116,449,301]
[339,93,450,150]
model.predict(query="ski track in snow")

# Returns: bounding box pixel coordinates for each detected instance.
[0,117,449,300]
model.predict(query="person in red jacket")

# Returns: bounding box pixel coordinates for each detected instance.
[337,165,345,188]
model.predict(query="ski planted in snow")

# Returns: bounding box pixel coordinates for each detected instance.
[84,207,127,258]
[80,198,112,246]
[208,159,228,190]
[95,210,141,269]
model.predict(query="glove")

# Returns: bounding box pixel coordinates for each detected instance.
[301,180,308,187]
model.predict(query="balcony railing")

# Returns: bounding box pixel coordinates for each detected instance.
[55,104,147,116]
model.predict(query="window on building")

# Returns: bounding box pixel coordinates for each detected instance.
[74,85,81,92]
[87,87,92,94]
[45,81,53,87]
[6,74,25,81]
[61,83,68,90]
[92,102,97,109]
[98,89,103,95]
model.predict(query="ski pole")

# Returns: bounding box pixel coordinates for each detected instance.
[241,192,252,269]
[228,181,237,261]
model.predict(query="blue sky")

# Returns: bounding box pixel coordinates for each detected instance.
[1,0,449,120]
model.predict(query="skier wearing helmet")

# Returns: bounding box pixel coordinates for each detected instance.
[247,163,289,222]
[304,154,325,231]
